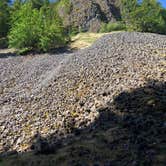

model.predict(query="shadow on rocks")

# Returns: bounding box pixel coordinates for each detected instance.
[110,79,166,166]
[0,46,74,59]
[1,80,166,166]
[0,52,17,58]
[48,46,74,55]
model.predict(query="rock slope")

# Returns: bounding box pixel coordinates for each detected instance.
[0,32,166,165]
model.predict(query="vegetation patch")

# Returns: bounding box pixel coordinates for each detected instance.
[70,32,122,49]
[99,22,126,33]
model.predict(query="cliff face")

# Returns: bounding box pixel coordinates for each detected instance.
[57,0,121,32]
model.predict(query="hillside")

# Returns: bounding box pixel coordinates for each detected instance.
[0,32,166,165]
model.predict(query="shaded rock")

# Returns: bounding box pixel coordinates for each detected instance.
[57,0,121,32]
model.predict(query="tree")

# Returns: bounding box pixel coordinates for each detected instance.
[38,5,69,51]
[130,0,166,34]
[28,0,49,9]
[12,0,23,11]
[121,0,138,29]
[9,3,40,49]
[0,0,10,38]
[8,2,70,52]
[121,0,166,34]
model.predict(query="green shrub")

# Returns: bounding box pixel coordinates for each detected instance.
[99,22,126,33]
[8,2,70,52]
[69,26,79,36]
[39,23,68,51]
[17,47,31,55]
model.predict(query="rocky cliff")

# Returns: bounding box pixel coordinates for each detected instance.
[57,0,121,32]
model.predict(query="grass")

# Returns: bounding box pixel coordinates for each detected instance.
[0,32,123,55]
[0,48,14,53]
[70,31,122,50]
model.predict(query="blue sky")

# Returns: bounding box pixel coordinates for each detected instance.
[159,0,166,8]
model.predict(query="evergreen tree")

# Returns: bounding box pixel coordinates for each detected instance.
[9,3,40,49]
[121,0,138,29]
[8,1,69,52]
[28,0,49,9]
[12,0,23,11]
[130,0,166,33]
[0,0,10,38]
[121,0,166,34]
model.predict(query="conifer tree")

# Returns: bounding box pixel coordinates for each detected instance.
[0,0,10,37]
[8,1,69,52]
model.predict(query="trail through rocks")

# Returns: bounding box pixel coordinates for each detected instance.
[0,33,165,163]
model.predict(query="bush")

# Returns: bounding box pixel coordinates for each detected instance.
[8,2,70,52]
[99,22,126,33]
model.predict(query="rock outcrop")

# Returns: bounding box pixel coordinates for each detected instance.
[57,0,121,32]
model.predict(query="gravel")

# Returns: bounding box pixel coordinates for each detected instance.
[0,32,166,153]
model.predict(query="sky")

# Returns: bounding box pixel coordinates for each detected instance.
[159,0,166,8]
[10,0,166,8]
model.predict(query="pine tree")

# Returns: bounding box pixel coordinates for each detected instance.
[8,1,69,52]
[121,0,166,34]
[0,0,10,37]
[121,0,138,29]
[130,0,166,33]
[12,0,23,11]
[28,0,49,9]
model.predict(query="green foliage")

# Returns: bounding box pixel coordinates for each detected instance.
[17,47,31,55]
[29,0,49,9]
[8,2,70,52]
[8,3,41,50]
[99,22,126,33]
[38,8,69,51]
[130,0,166,34]
[0,0,10,38]
[12,0,23,11]
[55,0,71,14]
[121,0,166,34]
[121,0,138,27]
[69,26,79,36]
